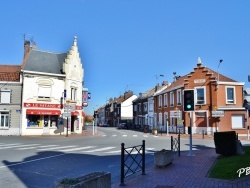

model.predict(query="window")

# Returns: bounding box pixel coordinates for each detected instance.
[149,102,154,112]
[138,104,141,112]
[134,104,137,112]
[0,90,11,104]
[164,94,168,107]
[158,95,162,108]
[195,87,205,105]
[27,115,41,127]
[38,86,51,99]
[170,92,174,106]
[231,115,244,129]
[226,87,235,104]
[50,116,58,127]
[143,103,147,112]
[71,87,77,101]
[0,112,9,128]
[177,90,182,105]
[158,113,162,126]
[36,79,53,101]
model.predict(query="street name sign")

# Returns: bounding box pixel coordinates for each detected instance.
[212,110,224,117]
[170,110,181,118]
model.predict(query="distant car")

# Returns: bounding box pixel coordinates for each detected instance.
[117,123,127,129]
[102,123,110,127]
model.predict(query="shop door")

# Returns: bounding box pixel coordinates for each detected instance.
[43,115,50,134]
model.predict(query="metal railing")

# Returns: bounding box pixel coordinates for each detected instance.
[120,140,145,186]
[171,131,180,156]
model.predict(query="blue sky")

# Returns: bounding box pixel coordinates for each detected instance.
[1,0,250,115]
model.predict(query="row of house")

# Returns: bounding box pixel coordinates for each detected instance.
[0,37,85,136]
[96,58,250,136]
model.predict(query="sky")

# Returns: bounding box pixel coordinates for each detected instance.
[1,0,250,115]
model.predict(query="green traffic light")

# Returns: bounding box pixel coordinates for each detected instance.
[187,104,191,109]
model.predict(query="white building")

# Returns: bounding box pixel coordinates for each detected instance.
[20,37,85,135]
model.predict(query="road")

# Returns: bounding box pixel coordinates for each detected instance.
[0,126,217,188]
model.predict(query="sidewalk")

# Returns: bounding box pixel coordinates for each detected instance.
[112,149,250,188]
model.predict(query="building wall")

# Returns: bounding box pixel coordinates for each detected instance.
[121,95,137,119]
[0,83,22,135]
[21,75,65,135]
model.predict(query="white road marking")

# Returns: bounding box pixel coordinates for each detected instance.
[112,135,117,137]
[38,145,76,151]
[60,146,96,152]
[122,135,127,137]
[84,147,116,153]
[0,144,40,150]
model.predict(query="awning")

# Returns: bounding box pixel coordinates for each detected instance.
[71,111,79,116]
[26,109,61,115]
[82,111,85,117]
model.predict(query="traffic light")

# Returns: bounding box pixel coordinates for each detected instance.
[183,90,194,111]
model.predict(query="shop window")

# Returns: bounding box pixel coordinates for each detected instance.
[27,115,41,127]
[0,90,11,104]
[0,112,9,128]
[51,117,56,127]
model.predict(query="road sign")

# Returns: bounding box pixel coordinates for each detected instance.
[212,110,224,117]
[62,112,71,118]
[64,103,76,112]
[170,110,181,118]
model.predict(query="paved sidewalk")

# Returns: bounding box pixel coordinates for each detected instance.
[112,149,250,188]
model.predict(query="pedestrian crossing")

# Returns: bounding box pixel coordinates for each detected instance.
[101,134,151,138]
[0,143,157,154]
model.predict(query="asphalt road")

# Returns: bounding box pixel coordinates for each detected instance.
[0,126,217,188]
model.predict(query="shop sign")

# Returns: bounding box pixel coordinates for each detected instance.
[62,112,71,118]
[212,110,224,117]
[24,103,61,108]
[170,110,181,118]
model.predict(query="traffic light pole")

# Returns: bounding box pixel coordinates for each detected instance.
[188,112,194,156]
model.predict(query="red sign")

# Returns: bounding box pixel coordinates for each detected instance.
[24,103,61,108]
[24,103,83,109]
[82,102,88,107]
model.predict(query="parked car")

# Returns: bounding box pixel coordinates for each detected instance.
[102,123,110,127]
[117,123,127,129]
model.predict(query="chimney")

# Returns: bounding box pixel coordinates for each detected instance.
[24,40,31,58]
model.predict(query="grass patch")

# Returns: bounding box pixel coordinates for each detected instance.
[209,146,250,180]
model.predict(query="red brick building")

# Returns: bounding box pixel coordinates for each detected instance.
[154,58,248,136]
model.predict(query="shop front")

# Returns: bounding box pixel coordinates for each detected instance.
[22,103,63,135]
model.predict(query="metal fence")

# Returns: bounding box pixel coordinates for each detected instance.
[171,132,180,156]
[120,140,146,186]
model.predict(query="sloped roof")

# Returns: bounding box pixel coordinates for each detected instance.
[22,49,67,74]
[112,91,134,104]
[134,84,169,102]
[0,65,21,81]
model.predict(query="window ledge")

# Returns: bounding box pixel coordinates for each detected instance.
[37,98,51,102]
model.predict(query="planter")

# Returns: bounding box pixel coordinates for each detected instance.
[154,149,173,167]
[55,171,111,188]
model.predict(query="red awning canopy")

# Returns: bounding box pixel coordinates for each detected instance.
[71,111,79,116]
[26,109,61,115]
[82,111,85,117]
